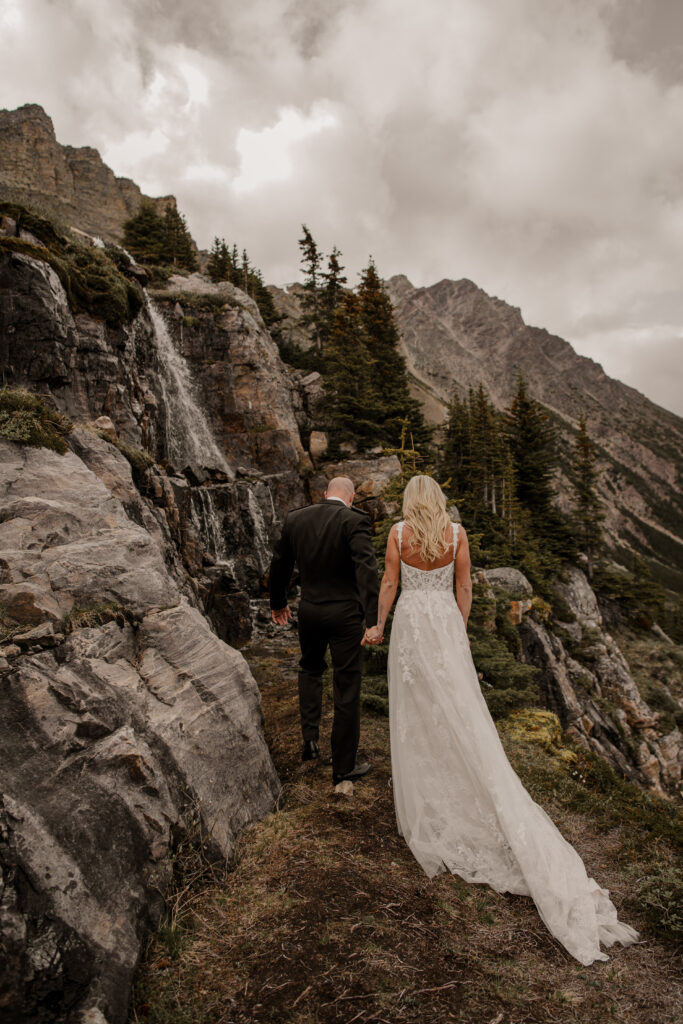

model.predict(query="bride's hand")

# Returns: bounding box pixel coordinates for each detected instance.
[362,625,384,646]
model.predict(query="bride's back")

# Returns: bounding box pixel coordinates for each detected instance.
[397,521,455,571]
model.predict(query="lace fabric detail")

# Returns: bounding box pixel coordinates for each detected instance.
[396,521,458,593]
[388,520,639,966]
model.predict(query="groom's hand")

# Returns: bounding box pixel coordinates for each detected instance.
[271,606,292,625]
[362,625,384,646]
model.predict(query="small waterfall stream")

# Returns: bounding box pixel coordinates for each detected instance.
[146,297,230,474]
[141,293,281,641]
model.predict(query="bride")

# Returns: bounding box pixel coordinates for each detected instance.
[366,474,639,966]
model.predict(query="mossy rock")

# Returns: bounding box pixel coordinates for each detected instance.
[0,387,72,454]
[0,236,51,261]
[63,601,134,633]
[0,201,144,328]
[501,709,576,764]
[96,430,155,489]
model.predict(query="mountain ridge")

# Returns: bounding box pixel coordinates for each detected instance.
[0,103,179,243]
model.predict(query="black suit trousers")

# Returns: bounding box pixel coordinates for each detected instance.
[297,598,364,777]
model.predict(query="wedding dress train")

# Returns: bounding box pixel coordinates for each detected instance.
[388,521,639,966]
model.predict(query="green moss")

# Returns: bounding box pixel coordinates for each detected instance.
[0,201,144,328]
[0,387,72,454]
[0,236,51,260]
[508,734,683,853]
[96,430,155,489]
[636,865,683,942]
[63,601,133,633]
[636,678,683,733]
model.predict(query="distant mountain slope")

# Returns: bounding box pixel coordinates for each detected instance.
[386,275,683,589]
[0,103,179,243]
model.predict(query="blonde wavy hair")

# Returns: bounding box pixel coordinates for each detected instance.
[401,475,451,563]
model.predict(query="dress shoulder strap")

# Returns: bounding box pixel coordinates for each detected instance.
[452,521,459,562]
[396,520,404,555]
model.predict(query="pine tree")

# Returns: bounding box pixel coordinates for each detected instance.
[356,259,431,449]
[122,201,166,264]
[506,376,575,560]
[323,292,379,445]
[229,245,240,286]
[320,246,347,350]
[506,376,557,517]
[207,236,230,282]
[161,203,197,270]
[570,412,605,579]
[298,224,323,352]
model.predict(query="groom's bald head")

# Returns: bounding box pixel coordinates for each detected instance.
[325,476,355,505]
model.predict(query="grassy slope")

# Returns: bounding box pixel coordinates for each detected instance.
[130,637,682,1024]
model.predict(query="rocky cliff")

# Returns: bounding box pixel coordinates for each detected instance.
[0,210,312,1020]
[476,567,682,798]
[385,275,683,589]
[0,430,281,1024]
[0,104,177,244]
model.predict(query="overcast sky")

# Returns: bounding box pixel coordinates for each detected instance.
[1,0,682,415]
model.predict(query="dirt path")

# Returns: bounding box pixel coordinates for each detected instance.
[131,635,682,1024]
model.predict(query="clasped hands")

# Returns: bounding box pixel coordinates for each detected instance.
[272,606,383,646]
[362,625,384,646]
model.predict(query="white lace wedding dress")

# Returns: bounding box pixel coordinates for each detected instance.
[388,521,639,966]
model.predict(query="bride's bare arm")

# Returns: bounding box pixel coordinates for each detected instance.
[377,524,401,634]
[455,527,472,627]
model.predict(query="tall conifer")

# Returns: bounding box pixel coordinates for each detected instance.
[323,292,379,445]
[161,203,197,270]
[298,225,323,352]
[356,260,431,448]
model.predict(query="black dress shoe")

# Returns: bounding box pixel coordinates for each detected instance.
[333,760,371,785]
[302,739,320,762]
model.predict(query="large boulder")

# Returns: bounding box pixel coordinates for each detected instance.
[0,437,280,1024]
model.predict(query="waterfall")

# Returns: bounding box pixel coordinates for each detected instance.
[188,481,276,577]
[247,487,274,575]
[189,487,228,562]
[146,297,230,474]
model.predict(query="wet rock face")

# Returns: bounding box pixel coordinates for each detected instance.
[0,437,280,1023]
[152,275,306,517]
[0,251,307,644]
[0,250,163,454]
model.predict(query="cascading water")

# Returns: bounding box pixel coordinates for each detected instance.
[247,486,276,575]
[189,487,229,562]
[139,293,282,642]
[146,297,231,474]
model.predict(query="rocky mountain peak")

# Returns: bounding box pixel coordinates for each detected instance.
[385,273,683,587]
[0,103,180,243]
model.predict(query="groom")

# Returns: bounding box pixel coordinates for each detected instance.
[269,476,381,786]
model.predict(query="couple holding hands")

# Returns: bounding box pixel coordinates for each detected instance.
[269,474,638,965]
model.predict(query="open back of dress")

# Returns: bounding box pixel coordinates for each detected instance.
[388,521,639,966]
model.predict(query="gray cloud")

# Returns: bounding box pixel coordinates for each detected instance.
[1,0,681,413]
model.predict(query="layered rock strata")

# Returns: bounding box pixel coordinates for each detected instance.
[0,435,280,1024]
[483,566,683,797]
[0,104,176,244]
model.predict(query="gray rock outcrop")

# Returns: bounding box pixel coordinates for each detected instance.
[0,436,280,1024]
[0,104,178,244]
[517,566,682,796]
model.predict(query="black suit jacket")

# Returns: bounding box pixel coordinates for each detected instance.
[268,499,380,627]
